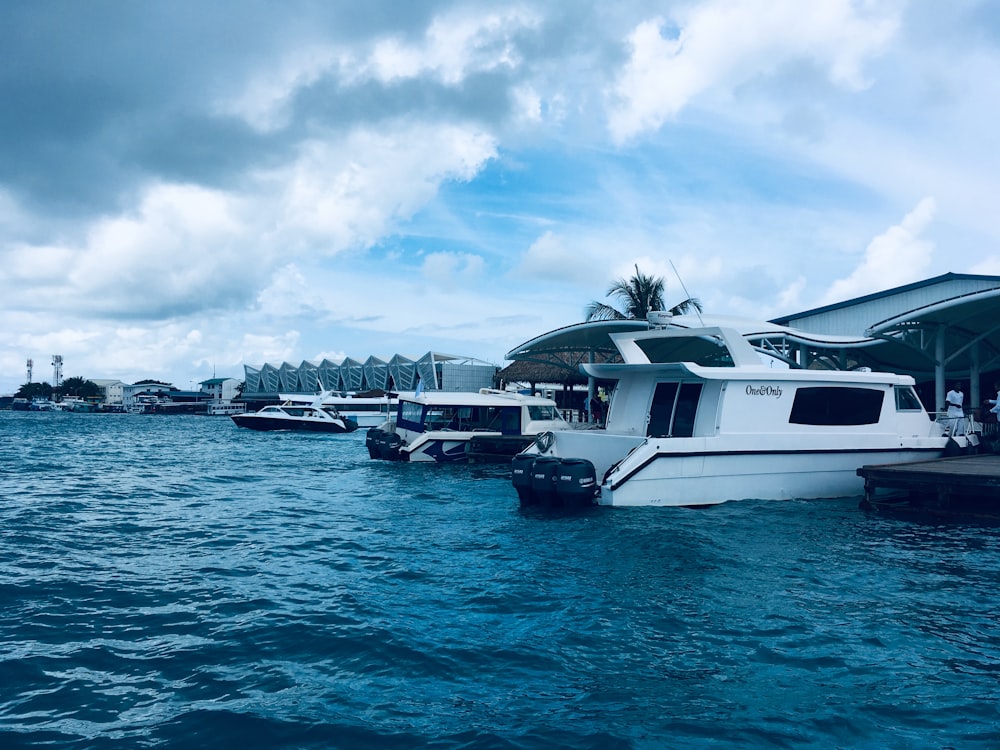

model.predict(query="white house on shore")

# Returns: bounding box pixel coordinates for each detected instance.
[90,379,124,405]
[199,377,241,402]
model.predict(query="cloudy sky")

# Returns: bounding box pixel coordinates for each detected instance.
[3,0,1000,393]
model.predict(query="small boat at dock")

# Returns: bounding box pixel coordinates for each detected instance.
[367,388,568,463]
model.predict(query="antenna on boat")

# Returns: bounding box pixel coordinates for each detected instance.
[669,259,704,326]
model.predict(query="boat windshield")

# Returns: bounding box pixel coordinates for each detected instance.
[527,405,561,421]
[398,401,522,434]
[636,335,736,367]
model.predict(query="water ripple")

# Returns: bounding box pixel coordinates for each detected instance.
[1,412,999,748]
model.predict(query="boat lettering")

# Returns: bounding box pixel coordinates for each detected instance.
[745,384,783,398]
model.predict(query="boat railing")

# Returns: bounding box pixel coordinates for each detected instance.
[933,410,981,437]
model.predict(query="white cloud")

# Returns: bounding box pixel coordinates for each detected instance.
[274,124,497,251]
[367,8,541,85]
[420,251,486,286]
[512,231,604,284]
[217,44,341,132]
[607,0,900,142]
[970,256,1000,276]
[818,197,936,306]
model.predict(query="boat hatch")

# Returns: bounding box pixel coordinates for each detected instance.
[647,382,703,437]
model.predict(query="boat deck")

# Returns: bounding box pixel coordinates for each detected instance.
[858,452,1000,515]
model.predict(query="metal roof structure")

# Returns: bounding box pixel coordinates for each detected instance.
[505,273,1000,412]
[242,351,498,397]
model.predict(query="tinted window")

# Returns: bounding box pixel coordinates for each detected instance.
[647,382,702,437]
[894,386,923,411]
[789,387,884,426]
[528,405,559,421]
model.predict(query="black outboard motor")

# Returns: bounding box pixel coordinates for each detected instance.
[511,453,538,505]
[378,432,403,461]
[556,458,597,507]
[366,427,382,459]
[530,456,561,506]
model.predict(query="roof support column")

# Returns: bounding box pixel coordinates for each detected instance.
[587,350,595,422]
[935,324,946,414]
[971,341,981,414]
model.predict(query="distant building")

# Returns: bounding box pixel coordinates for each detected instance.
[242,352,498,398]
[122,382,174,409]
[199,377,241,402]
[90,379,124,405]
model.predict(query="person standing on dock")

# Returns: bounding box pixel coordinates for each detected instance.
[986,381,1000,419]
[946,382,966,434]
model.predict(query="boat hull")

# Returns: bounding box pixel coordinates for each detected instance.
[231,414,357,433]
[598,446,948,506]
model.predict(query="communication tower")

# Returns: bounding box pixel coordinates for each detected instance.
[26,358,33,383]
[52,355,63,388]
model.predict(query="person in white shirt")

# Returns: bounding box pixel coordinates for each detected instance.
[986,381,1000,418]
[945,382,965,434]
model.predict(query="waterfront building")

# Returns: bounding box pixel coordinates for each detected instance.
[242,352,497,401]
[90,379,124,405]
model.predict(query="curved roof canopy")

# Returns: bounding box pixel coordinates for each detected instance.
[504,274,1000,407]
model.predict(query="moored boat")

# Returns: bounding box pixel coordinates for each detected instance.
[231,391,358,433]
[367,388,568,463]
[279,390,398,428]
[512,321,974,508]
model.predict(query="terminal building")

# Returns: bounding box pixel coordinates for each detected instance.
[241,352,498,400]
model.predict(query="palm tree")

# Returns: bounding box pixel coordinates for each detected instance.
[585,265,702,321]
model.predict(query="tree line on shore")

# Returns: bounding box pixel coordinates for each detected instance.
[14,378,173,401]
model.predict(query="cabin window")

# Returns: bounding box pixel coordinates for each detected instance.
[789,387,884,426]
[398,400,424,430]
[894,386,923,412]
[647,382,703,437]
[527,405,559,421]
[399,402,522,433]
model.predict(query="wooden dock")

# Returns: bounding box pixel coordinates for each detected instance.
[858,453,1000,515]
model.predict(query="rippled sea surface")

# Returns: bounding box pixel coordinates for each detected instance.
[2,412,1000,749]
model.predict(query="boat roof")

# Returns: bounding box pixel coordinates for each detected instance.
[583,324,916,384]
[400,389,555,407]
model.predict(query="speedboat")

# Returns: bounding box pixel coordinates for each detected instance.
[279,390,399,428]
[367,388,568,462]
[231,391,359,433]
[512,322,973,508]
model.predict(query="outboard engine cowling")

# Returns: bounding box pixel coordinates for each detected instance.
[556,458,597,507]
[366,427,382,459]
[378,432,403,461]
[511,453,539,505]
[530,456,561,506]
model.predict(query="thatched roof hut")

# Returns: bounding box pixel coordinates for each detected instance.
[496,360,587,389]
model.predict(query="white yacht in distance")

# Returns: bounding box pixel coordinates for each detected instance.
[279,391,399,428]
[513,321,973,508]
[368,388,568,463]
[232,391,358,433]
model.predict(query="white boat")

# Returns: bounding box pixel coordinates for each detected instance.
[512,323,975,508]
[279,391,398,428]
[367,388,569,463]
[231,391,359,433]
[61,398,98,412]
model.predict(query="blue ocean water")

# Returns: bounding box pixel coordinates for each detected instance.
[1,412,998,749]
